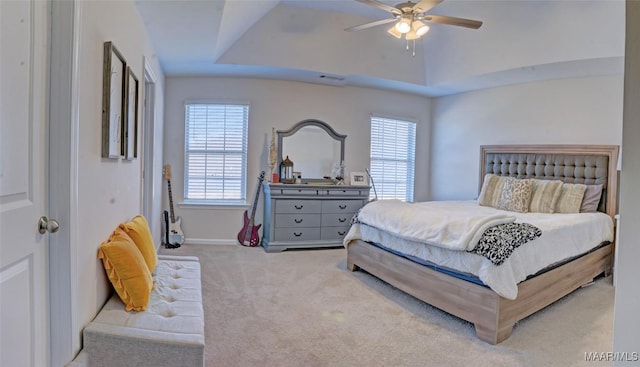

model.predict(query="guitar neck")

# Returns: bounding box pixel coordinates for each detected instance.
[167,180,176,223]
[248,187,260,224]
[248,172,265,225]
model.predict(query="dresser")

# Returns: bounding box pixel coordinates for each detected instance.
[261,183,370,252]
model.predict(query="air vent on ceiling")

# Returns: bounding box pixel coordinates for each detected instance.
[319,74,345,81]
[316,73,347,86]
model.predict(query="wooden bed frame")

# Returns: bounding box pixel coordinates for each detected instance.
[346,144,619,344]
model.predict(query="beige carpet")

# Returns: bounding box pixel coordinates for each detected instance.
[160,244,614,367]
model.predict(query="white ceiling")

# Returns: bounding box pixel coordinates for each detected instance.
[134,0,625,97]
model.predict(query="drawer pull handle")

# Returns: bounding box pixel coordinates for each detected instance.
[294,232,302,237]
[338,218,347,223]
[339,205,347,209]
[294,219,303,223]
[338,231,346,236]
[294,205,304,209]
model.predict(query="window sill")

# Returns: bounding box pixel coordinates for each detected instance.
[178,201,249,210]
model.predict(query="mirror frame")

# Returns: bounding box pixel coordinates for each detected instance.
[277,119,346,181]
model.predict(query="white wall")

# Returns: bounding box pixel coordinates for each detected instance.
[218,4,427,85]
[613,1,640,360]
[163,77,431,243]
[422,0,624,88]
[430,75,624,200]
[74,0,164,354]
[214,1,624,93]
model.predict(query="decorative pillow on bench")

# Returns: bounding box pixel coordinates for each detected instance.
[98,227,154,311]
[120,215,158,273]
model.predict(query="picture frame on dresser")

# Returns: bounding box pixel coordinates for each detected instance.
[350,172,368,186]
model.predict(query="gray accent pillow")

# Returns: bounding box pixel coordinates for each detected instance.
[555,183,587,214]
[529,179,563,213]
[580,184,603,213]
[496,177,534,213]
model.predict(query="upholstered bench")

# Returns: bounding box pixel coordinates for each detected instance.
[81,254,205,367]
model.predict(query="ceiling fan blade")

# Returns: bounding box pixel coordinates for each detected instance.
[345,17,398,32]
[423,15,483,29]
[356,0,402,15]
[412,0,443,14]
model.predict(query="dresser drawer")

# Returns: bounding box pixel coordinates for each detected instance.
[275,200,322,214]
[275,214,321,228]
[321,213,353,227]
[322,200,364,213]
[321,226,350,240]
[321,188,368,196]
[274,227,321,242]
[273,187,319,196]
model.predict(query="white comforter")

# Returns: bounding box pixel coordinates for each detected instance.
[344,200,613,300]
[355,200,516,251]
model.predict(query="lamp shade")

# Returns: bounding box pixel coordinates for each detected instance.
[387,26,403,39]
[395,15,412,33]
[412,20,430,36]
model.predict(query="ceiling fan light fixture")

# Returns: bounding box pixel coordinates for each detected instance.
[405,30,420,41]
[395,14,412,33]
[412,20,430,36]
[387,26,403,39]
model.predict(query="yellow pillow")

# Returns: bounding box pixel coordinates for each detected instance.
[98,227,154,311]
[120,215,157,272]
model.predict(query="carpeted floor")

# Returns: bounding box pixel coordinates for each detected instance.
[160,244,614,367]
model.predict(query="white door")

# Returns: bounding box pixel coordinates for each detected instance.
[1,1,50,366]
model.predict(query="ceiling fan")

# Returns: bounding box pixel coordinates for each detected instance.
[345,0,483,40]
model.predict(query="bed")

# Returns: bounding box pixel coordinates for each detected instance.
[344,144,619,344]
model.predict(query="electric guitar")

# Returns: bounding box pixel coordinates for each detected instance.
[163,164,185,248]
[237,171,265,247]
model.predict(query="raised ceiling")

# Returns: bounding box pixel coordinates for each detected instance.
[135,0,625,97]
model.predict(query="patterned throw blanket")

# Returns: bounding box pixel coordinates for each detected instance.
[468,223,542,265]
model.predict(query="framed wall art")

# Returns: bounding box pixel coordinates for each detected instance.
[124,66,139,160]
[101,41,127,158]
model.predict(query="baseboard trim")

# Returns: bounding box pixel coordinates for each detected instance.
[185,238,237,246]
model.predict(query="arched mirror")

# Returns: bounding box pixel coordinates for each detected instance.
[277,120,346,182]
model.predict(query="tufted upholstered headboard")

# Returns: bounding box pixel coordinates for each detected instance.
[479,145,619,219]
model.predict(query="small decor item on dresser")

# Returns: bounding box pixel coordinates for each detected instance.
[269,127,277,182]
[332,161,346,184]
[350,171,368,186]
[280,155,294,183]
[237,171,266,247]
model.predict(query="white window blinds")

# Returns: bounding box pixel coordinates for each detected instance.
[370,116,416,202]
[184,103,249,204]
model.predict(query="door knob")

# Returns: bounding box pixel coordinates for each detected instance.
[38,216,60,234]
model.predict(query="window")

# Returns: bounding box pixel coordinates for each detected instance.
[184,103,249,204]
[369,116,416,202]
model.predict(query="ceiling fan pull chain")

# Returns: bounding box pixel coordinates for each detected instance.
[412,40,416,57]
